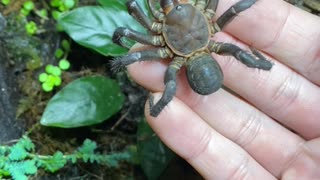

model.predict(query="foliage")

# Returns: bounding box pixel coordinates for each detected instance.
[58,1,176,178]
[20,1,35,16]
[1,0,10,6]
[58,0,149,56]
[38,39,71,92]
[40,76,125,128]
[0,136,131,180]
[25,21,37,35]
[18,0,77,66]
[137,119,175,180]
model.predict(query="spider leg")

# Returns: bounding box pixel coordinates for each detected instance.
[111,47,173,72]
[209,41,273,70]
[148,0,165,21]
[127,0,162,33]
[195,0,207,10]
[149,57,185,117]
[214,0,257,31]
[206,0,219,12]
[203,0,219,21]
[112,27,164,49]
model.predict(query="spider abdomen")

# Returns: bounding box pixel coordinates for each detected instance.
[186,53,223,95]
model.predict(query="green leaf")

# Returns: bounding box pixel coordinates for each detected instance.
[0,147,6,156]
[54,48,64,58]
[6,160,37,180]
[21,160,37,174]
[1,0,11,6]
[101,152,131,167]
[37,151,67,173]
[77,139,97,154]
[17,136,35,152]
[61,39,70,51]
[97,0,149,14]
[8,144,28,161]
[58,0,148,56]
[40,76,124,128]
[63,0,75,9]
[23,1,34,11]
[137,118,175,180]
[69,154,77,164]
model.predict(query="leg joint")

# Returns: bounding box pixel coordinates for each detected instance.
[126,0,138,13]
[151,22,163,33]
[158,48,173,58]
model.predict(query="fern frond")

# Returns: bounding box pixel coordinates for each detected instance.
[77,139,97,154]
[5,160,37,180]
[8,144,28,161]
[36,151,67,173]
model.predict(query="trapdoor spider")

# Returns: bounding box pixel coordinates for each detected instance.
[112,0,273,117]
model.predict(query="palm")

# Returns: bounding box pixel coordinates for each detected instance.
[128,0,320,179]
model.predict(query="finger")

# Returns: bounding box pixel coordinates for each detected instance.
[176,87,306,177]
[128,50,319,176]
[128,42,320,140]
[215,0,320,85]
[128,46,319,177]
[211,33,320,139]
[127,0,320,138]
[146,76,309,177]
[282,138,320,179]
[145,93,276,180]
[126,44,169,91]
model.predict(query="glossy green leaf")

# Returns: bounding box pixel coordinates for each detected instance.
[58,0,149,56]
[137,118,174,180]
[97,0,149,15]
[40,76,124,128]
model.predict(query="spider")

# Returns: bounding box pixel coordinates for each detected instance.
[112,0,273,117]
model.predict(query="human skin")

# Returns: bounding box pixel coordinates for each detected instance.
[127,0,320,179]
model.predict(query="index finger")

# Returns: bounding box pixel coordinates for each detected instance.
[216,0,320,85]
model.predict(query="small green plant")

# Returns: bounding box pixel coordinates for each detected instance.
[36,9,48,19]
[21,0,77,35]
[20,1,35,16]
[38,39,71,92]
[50,0,76,11]
[0,136,131,180]
[38,68,61,92]
[25,21,38,35]
[50,0,76,20]
[1,0,10,6]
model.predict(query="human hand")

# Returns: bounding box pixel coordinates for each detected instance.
[128,0,320,179]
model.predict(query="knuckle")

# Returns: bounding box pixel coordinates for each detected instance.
[184,128,213,161]
[281,141,306,177]
[270,72,301,115]
[233,110,263,147]
[228,155,250,180]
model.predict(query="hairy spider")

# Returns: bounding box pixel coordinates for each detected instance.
[112,0,273,117]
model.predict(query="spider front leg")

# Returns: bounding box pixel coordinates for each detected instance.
[209,41,273,70]
[127,0,162,33]
[214,0,257,31]
[111,48,172,72]
[149,57,185,117]
[202,0,219,21]
[148,0,165,21]
[206,0,219,12]
[112,27,165,49]
[195,0,207,10]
